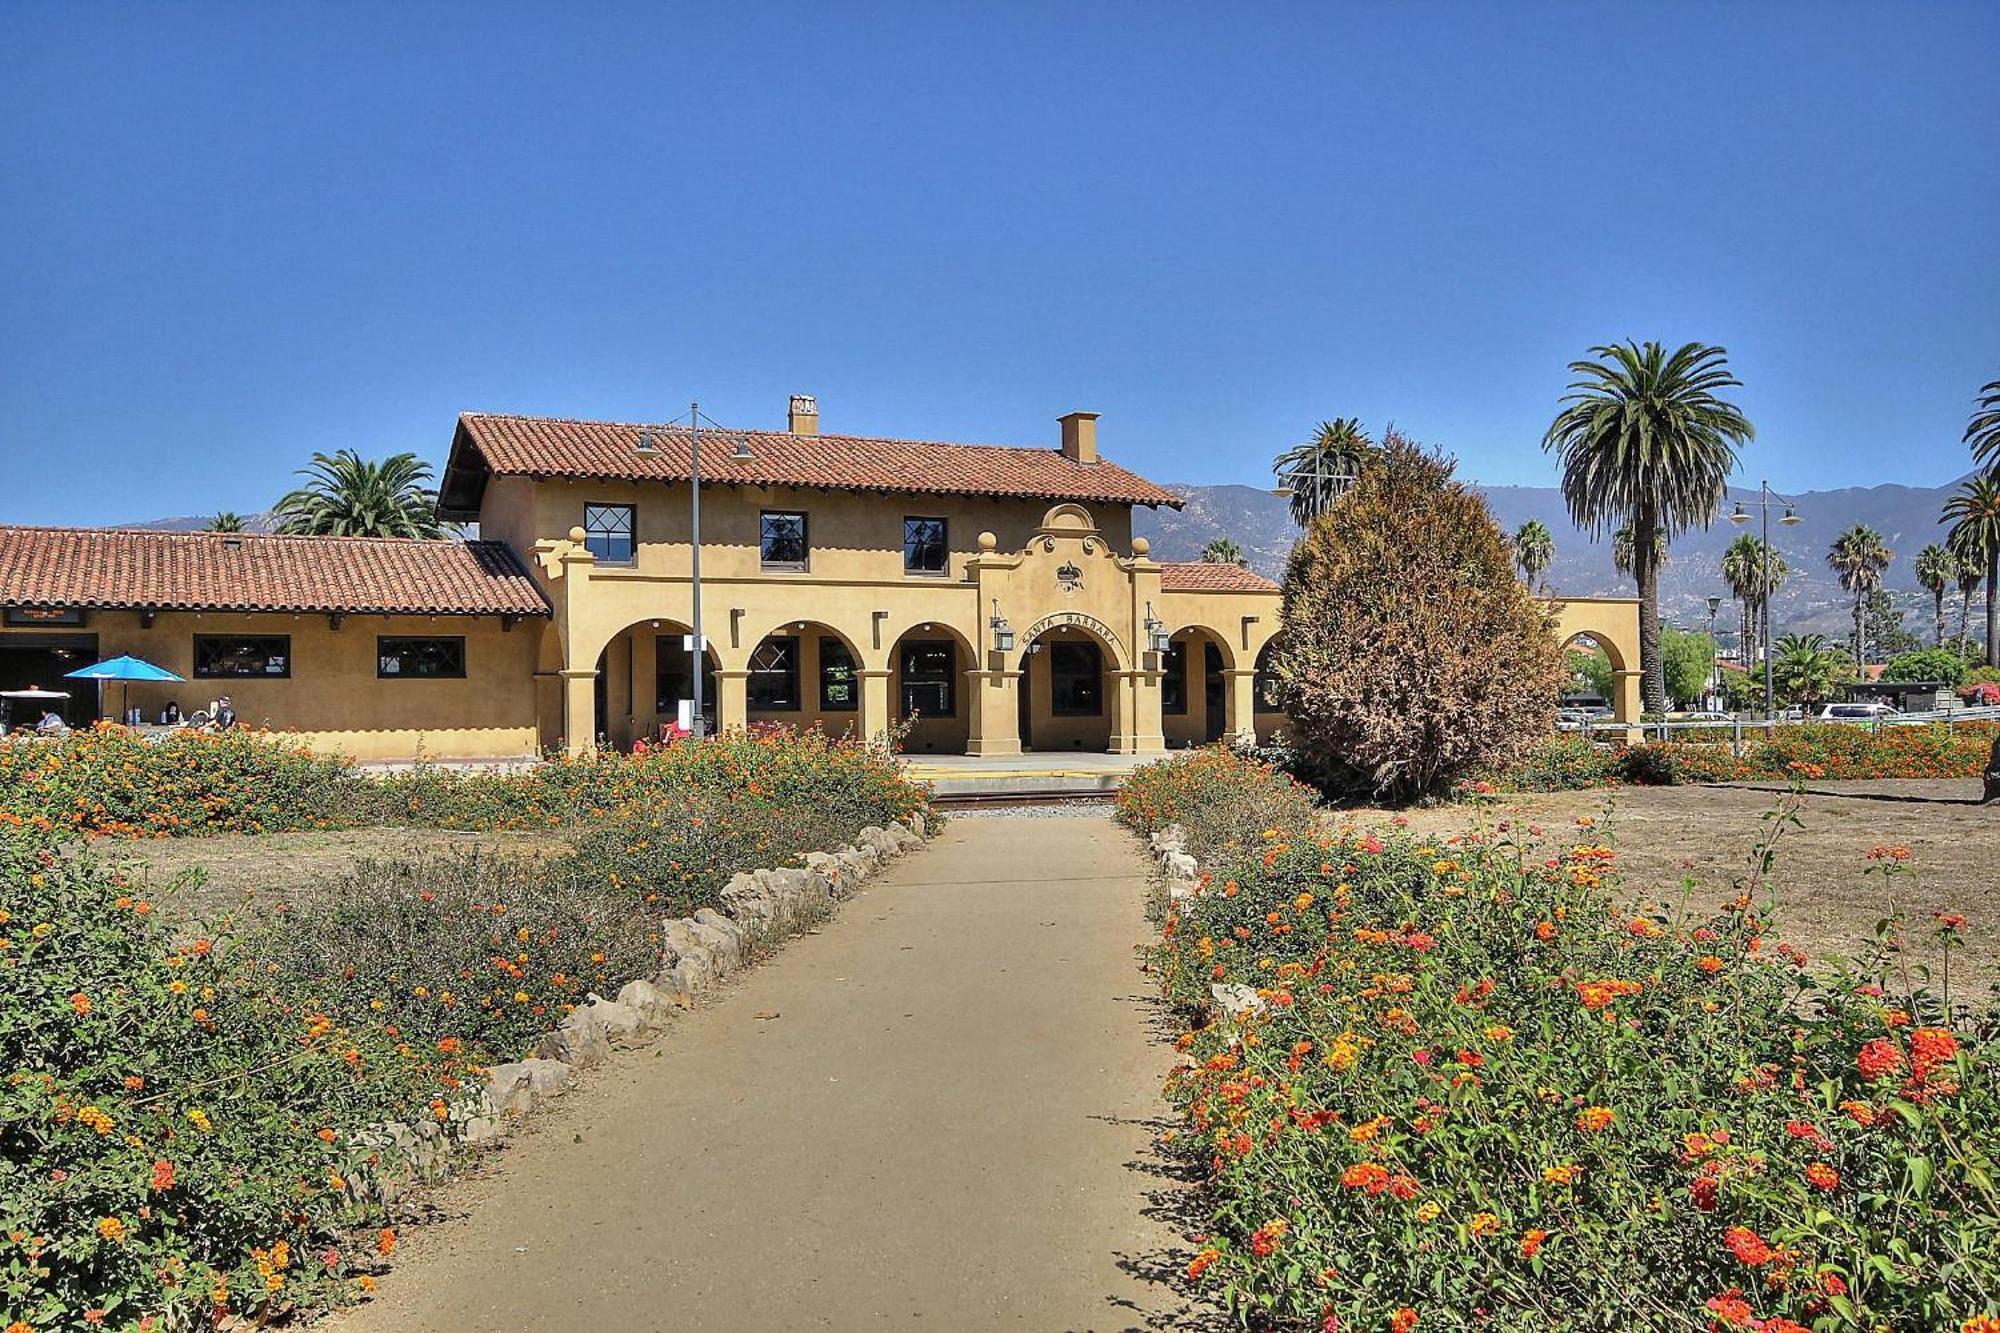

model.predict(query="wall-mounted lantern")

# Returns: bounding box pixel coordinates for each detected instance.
[1144,602,1171,655]
[989,600,1016,653]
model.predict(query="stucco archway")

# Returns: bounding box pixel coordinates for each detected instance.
[886,620,977,754]
[1164,625,1234,747]
[742,618,870,740]
[1017,620,1124,752]
[1548,597,1642,728]
[593,618,722,750]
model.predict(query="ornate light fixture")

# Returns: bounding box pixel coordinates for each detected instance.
[1144,602,1171,654]
[989,600,1015,654]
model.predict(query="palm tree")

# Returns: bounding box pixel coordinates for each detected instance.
[1512,519,1554,590]
[1967,374,2000,474]
[1956,550,1984,659]
[1944,475,2000,666]
[1200,537,1247,567]
[1771,632,1847,710]
[272,450,447,539]
[1610,525,1669,579]
[1273,418,1371,527]
[1543,341,1754,712]
[1826,525,1893,666]
[1720,533,1761,663]
[1913,543,1957,649]
[205,512,245,533]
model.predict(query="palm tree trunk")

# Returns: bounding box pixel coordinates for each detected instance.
[1934,589,1947,648]
[1961,588,1974,657]
[1988,553,1999,668]
[1852,591,1866,667]
[1635,516,1665,714]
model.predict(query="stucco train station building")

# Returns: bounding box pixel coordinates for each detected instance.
[0,397,1638,761]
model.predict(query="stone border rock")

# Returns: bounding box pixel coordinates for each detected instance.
[1142,821,1266,1022]
[353,811,933,1202]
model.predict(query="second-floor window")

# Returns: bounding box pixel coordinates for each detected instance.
[760,511,808,570]
[903,517,948,574]
[583,504,635,564]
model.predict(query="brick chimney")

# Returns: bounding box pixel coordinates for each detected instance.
[788,394,819,436]
[1058,411,1099,464]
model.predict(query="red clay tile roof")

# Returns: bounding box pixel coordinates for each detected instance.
[441,412,1185,516]
[1158,562,1280,594]
[0,526,550,617]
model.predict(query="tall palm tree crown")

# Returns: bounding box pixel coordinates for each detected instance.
[1200,537,1248,567]
[1966,374,2000,474]
[1543,341,1754,712]
[1912,543,1957,649]
[1512,520,1554,590]
[1826,525,1893,666]
[1274,418,1372,527]
[273,450,448,539]
[1944,475,2000,666]
[1719,534,1786,664]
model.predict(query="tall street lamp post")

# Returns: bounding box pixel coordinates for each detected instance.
[1271,448,1360,523]
[1729,481,1803,719]
[637,403,752,738]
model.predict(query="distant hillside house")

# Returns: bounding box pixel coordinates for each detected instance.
[1,399,1299,760]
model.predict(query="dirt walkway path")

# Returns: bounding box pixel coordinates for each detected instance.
[331,812,1196,1332]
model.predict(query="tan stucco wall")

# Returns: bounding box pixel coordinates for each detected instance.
[0,611,542,762]
[503,476,1283,755]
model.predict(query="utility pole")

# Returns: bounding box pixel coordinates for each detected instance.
[1730,481,1802,718]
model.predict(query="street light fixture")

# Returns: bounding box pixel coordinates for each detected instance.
[1728,480,1804,719]
[1272,449,1360,524]
[638,402,753,738]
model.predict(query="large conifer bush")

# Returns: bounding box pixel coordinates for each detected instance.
[1274,431,1565,802]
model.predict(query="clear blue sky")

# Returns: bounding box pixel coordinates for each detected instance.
[3,2,1996,525]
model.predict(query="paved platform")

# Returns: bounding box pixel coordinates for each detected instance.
[899,750,1155,799]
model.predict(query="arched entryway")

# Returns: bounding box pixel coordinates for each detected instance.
[1017,622,1124,752]
[1162,626,1233,747]
[593,619,721,750]
[888,622,974,754]
[744,620,869,741]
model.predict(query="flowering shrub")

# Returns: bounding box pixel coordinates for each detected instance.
[0,725,928,841]
[1121,749,1999,1331]
[0,726,354,836]
[1117,748,1321,863]
[1,728,933,1328]
[0,825,458,1329]
[1497,723,2000,791]
[247,851,660,1064]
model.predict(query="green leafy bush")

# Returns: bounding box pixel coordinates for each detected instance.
[1496,724,2000,791]
[1882,648,1969,687]
[1119,750,1999,1331]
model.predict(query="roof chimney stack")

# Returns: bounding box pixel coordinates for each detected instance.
[1058,411,1099,464]
[788,394,819,436]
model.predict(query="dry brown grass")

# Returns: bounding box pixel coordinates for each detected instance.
[1330,778,2000,997]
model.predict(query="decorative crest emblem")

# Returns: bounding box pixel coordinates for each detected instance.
[1056,561,1083,594]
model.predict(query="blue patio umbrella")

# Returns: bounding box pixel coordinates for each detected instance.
[65,655,186,722]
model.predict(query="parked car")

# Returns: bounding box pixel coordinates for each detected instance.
[1674,711,1732,723]
[1819,702,1899,721]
